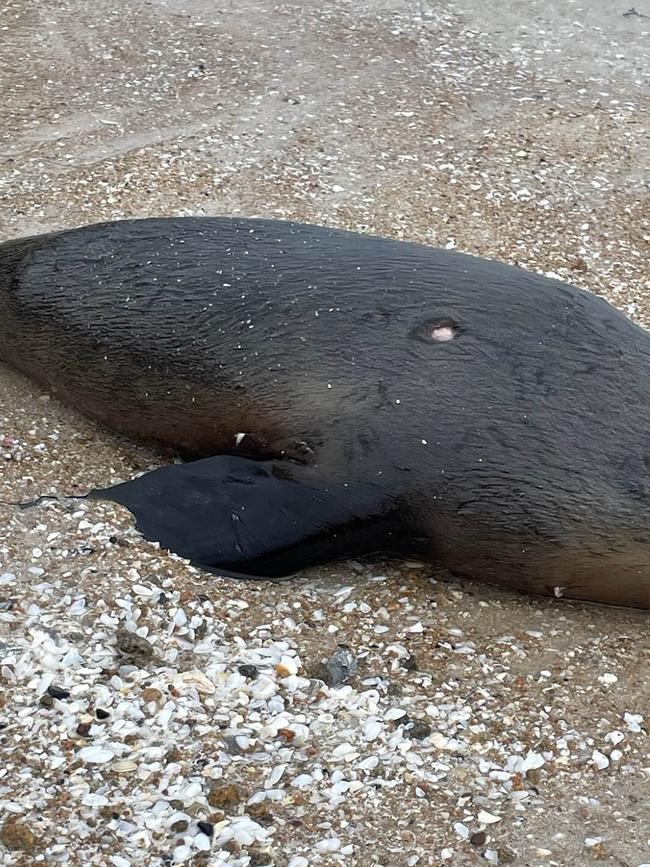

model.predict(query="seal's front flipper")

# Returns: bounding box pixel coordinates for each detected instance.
[88,455,404,578]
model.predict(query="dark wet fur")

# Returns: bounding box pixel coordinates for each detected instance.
[1,217,650,605]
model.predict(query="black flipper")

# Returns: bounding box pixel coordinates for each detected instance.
[88,455,405,578]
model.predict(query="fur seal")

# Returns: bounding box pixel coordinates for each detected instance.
[1,216,649,607]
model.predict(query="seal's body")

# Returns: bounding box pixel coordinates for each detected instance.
[1,217,649,606]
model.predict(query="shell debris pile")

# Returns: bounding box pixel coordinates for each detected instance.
[1,497,650,865]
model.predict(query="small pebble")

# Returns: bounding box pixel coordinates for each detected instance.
[115,626,156,661]
[0,818,39,852]
[207,784,242,811]
[401,654,418,671]
[407,720,432,740]
[46,684,70,700]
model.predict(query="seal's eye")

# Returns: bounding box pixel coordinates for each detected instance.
[410,317,459,344]
[431,323,455,342]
